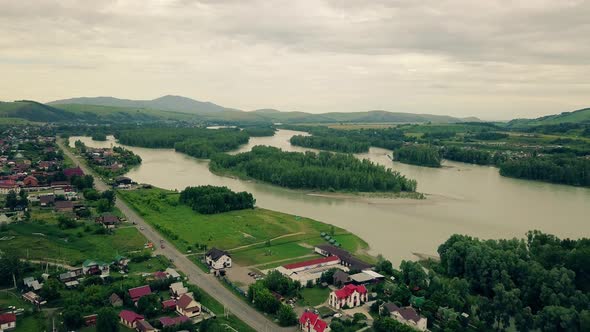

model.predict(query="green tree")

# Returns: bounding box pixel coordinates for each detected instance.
[39,278,62,301]
[62,307,84,330]
[96,307,119,332]
[277,304,297,326]
[96,198,112,213]
[5,190,18,210]
[137,294,160,318]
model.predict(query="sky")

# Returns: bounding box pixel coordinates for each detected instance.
[0,0,589,120]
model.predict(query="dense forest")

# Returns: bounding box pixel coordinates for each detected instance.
[116,127,249,158]
[210,146,417,192]
[369,231,590,331]
[286,125,405,153]
[242,126,276,137]
[179,185,255,214]
[442,146,508,166]
[500,156,590,187]
[394,144,442,167]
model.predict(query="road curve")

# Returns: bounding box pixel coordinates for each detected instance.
[57,139,292,332]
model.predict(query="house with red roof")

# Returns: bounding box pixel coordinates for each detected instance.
[118,310,144,329]
[128,285,152,303]
[23,175,39,187]
[328,284,368,309]
[299,311,329,332]
[63,166,84,178]
[176,293,201,318]
[159,315,189,328]
[153,271,168,280]
[162,299,176,311]
[0,180,18,195]
[0,313,17,331]
[136,319,157,332]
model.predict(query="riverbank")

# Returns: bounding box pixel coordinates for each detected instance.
[118,187,377,266]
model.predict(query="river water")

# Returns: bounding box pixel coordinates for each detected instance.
[70,130,590,264]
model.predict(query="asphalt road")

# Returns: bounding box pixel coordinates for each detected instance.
[58,139,292,332]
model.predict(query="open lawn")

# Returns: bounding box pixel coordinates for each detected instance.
[0,222,147,265]
[299,287,331,307]
[119,187,371,266]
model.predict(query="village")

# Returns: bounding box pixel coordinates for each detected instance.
[1,126,437,332]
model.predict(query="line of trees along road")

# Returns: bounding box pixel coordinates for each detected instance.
[210,146,417,192]
[179,185,255,214]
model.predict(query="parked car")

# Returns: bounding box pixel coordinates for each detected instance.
[333,313,343,318]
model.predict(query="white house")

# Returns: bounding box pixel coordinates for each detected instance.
[275,255,342,286]
[0,313,16,332]
[381,302,428,331]
[176,293,201,318]
[205,248,231,270]
[328,284,368,310]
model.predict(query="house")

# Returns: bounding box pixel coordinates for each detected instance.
[333,270,350,287]
[115,176,133,186]
[205,248,232,270]
[381,303,428,331]
[299,311,329,332]
[95,213,120,229]
[54,200,75,212]
[176,293,201,318]
[119,310,144,329]
[22,175,38,187]
[82,259,110,276]
[165,268,181,280]
[59,268,83,284]
[83,314,98,326]
[128,285,152,303]
[169,282,188,298]
[159,315,189,328]
[110,293,123,307]
[0,313,16,332]
[314,245,373,271]
[23,277,43,291]
[0,180,18,195]
[328,284,368,309]
[114,255,130,269]
[275,256,342,286]
[63,166,84,177]
[22,291,45,306]
[136,319,157,332]
[154,271,168,280]
[161,299,176,311]
[39,194,55,206]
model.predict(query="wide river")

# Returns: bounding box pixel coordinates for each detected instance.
[70,130,590,264]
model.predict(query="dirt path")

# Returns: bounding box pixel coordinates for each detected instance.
[20,259,76,270]
[227,231,306,252]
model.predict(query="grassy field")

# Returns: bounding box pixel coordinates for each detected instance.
[299,287,331,307]
[0,222,146,265]
[118,187,372,266]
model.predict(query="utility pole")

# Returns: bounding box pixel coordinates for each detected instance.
[12,273,16,289]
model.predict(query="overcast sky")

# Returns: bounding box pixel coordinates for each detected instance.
[1,0,588,120]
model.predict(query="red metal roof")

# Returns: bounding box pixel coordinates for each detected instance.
[162,299,176,309]
[159,315,189,327]
[0,313,16,324]
[283,255,339,270]
[299,311,328,332]
[334,284,367,299]
[128,285,152,301]
[63,167,84,177]
[118,310,143,323]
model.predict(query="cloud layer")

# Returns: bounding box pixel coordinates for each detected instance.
[1,0,588,119]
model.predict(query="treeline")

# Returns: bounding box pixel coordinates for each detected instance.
[116,127,249,158]
[210,146,417,192]
[112,146,142,166]
[472,131,509,140]
[442,146,507,166]
[500,156,590,187]
[242,126,276,137]
[285,125,405,153]
[394,144,442,167]
[179,185,255,214]
[290,135,370,153]
[435,231,590,331]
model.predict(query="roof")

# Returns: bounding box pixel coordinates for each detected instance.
[154,271,168,279]
[63,167,84,177]
[162,299,176,309]
[315,244,372,270]
[54,201,74,209]
[283,256,339,270]
[383,303,423,323]
[119,310,143,323]
[299,311,328,332]
[136,319,155,331]
[100,214,119,223]
[0,313,16,324]
[109,293,122,304]
[170,282,188,295]
[165,268,181,278]
[128,285,152,301]
[159,315,189,327]
[333,270,350,284]
[361,270,385,278]
[333,284,367,299]
[177,294,200,311]
[206,247,230,261]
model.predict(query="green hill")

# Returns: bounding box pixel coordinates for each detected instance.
[508,108,590,127]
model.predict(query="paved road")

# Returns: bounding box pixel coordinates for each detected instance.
[58,139,292,332]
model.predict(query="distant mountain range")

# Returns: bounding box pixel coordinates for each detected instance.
[47,95,479,124]
[1,95,586,126]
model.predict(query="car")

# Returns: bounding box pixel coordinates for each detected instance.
[139,226,145,230]
[160,239,164,243]
[333,313,343,318]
